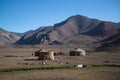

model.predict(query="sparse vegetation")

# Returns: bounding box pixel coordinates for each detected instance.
[91,64,120,67]
[0,64,120,73]
[0,64,72,73]
[0,45,120,80]
[0,67,120,80]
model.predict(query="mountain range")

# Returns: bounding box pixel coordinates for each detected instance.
[0,14,120,49]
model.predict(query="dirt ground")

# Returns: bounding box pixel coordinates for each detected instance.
[0,45,120,80]
[0,67,120,80]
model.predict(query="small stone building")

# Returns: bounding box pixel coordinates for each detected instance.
[34,48,54,60]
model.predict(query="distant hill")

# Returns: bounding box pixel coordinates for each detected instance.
[14,14,120,49]
[11,30,34,37]
[0,28,20,45]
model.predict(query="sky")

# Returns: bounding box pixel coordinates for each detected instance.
[0,0,120,33]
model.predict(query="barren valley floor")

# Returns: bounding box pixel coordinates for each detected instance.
[0,45,120,80]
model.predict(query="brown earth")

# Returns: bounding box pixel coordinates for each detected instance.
[0,45,120,80]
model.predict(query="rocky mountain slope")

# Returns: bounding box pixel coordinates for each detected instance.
[98,33,120,48]
[0,28,20,45]
[15,15,120,48]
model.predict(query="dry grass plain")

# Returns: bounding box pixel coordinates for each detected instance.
[0,67,120,80]
[0,45,120,80]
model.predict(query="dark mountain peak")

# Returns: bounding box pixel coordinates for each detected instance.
[68,14,89,20]
[54,14,91,28]
[67,14,91,23]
